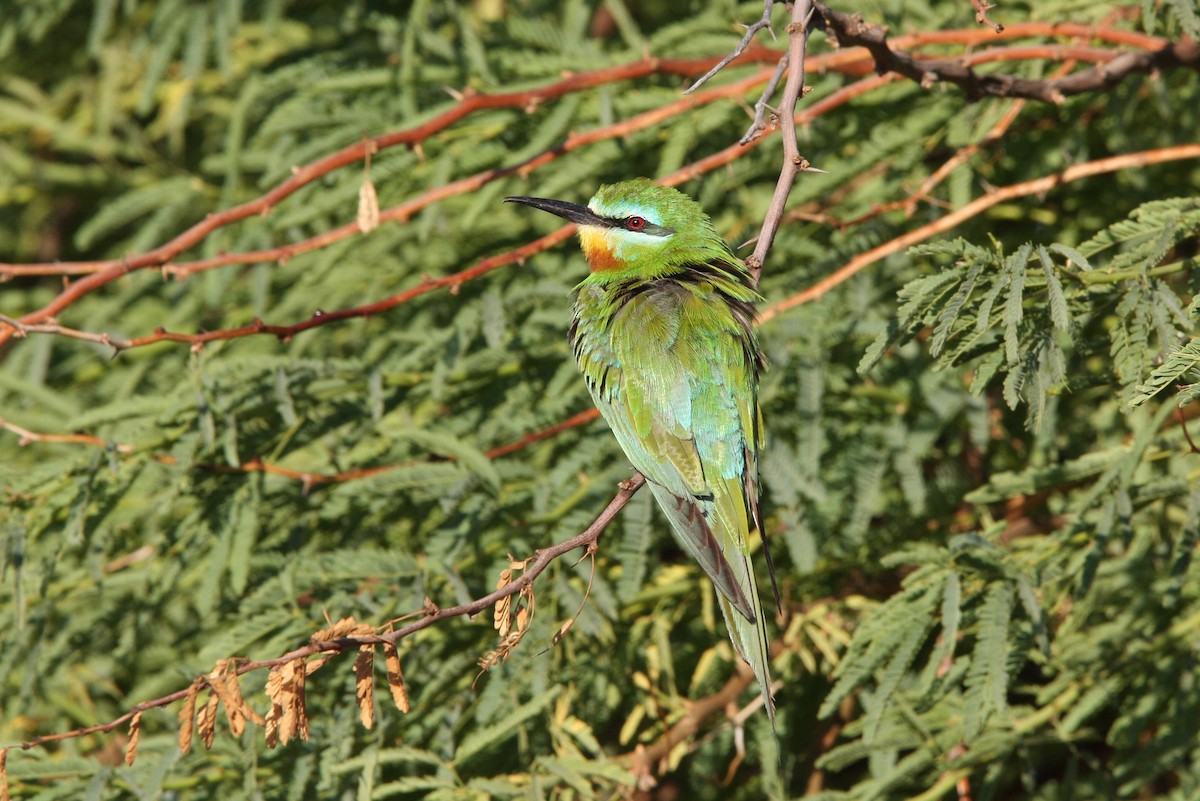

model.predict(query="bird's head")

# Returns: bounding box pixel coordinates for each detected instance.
[506,178,736,278]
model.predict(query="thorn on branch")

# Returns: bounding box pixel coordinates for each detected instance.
[1178,405,1200,454]
[740,52,790,144]
[971,0,1005,33]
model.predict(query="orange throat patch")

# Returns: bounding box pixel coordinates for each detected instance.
[579,226,621,272]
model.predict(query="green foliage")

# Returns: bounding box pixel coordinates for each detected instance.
[862,198,1200,421]
[3,0,1200,799]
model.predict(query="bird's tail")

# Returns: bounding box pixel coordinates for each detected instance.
[646,483,776,724]
[716,557,776,725]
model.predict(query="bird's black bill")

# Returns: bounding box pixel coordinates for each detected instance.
[504,196,612,227]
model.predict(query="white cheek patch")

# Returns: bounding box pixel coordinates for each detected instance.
[606,227,673,261]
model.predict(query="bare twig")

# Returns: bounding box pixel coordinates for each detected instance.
[623,669,755,786]
[745,0,817,287]
[0,413,133,452]
[684,0,778,94]
[1179,406,1200,455]
[758,143,1200,323]
[816,2,1200,103]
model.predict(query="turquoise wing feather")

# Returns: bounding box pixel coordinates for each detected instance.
[573,278,775,721]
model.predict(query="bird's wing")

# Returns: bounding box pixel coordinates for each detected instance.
[576,279,774,721]
[590,283,764,622]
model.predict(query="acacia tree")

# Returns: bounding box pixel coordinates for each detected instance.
[2,1,1199,799]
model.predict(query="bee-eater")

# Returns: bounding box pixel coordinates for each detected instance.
[506,179,777,722]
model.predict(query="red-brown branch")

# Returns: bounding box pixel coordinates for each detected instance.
[0,41,1159,354]
[758,143,1200,323]
[0,48,792,345]
[0,414,133,453]
[0,24,1171,332]
[0,410,600,490]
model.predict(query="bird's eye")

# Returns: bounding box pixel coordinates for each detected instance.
[626,216,646,230]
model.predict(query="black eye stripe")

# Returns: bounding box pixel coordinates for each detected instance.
[604,215,674,237]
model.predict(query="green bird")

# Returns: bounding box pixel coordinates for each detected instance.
[506,178,778,722]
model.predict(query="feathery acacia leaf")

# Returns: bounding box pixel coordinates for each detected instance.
[2,1,1199,798]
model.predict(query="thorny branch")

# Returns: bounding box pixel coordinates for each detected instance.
[746,0,818,287]
[741,51,791,144]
